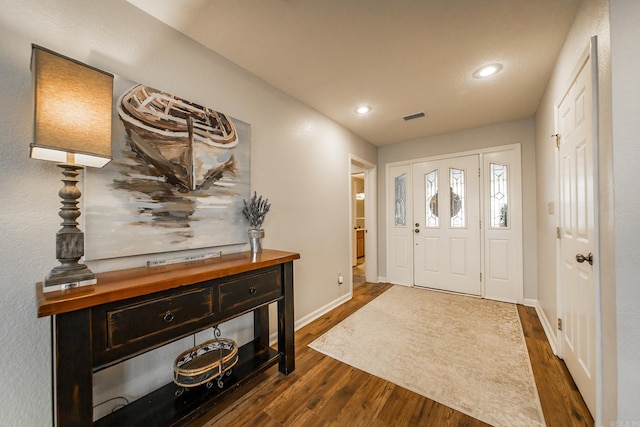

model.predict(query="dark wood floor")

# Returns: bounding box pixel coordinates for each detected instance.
[191,282,593,427]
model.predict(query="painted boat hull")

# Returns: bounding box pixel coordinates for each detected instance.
[118,84,238,191]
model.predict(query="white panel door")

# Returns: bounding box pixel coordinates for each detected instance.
[412,155,480,295]
[558,55,596,415]
[386,164,412,285]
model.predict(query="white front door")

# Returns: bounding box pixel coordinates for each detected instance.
[412,155,481,295]
[558,52,596,415]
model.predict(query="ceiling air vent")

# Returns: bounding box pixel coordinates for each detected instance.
[403,111,426,121]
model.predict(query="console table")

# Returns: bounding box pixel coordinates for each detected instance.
[36,249,300,426]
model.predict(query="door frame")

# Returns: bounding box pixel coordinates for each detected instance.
[385,143,523,302]
[349,154,378,285]
[554,35,601,418]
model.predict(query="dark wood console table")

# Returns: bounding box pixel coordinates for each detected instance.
[36,249,300,426]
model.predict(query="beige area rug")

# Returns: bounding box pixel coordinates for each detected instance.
[309,286,545,427]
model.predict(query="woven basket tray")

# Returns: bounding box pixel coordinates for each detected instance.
[173,338,238,388]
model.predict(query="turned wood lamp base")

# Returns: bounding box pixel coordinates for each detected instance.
[42,164,96,293]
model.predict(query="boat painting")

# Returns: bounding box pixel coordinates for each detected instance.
[84,77,250,261]
[118,84,238,191]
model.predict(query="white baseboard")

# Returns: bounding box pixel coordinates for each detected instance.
[535,301,558,355]
[523,298,537,307]
[270,292,353,345]
[296,292,352,330]
[377,276,387,283]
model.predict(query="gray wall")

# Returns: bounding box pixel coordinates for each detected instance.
[609,0,640,421]
[0,1,376,424]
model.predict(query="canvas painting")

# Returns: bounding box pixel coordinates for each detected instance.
[84,75,250,260]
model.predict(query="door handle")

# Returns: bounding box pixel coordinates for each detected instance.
[163,311,175,323]
[414,229,420,233]
[575,253,593,265]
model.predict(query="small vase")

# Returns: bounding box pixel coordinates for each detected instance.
[248,229,264,254]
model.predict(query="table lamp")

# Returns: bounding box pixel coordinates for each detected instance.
[30,45,114,292]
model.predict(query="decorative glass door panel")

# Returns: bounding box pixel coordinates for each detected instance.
[449,168,466,228]
[394,174,407,226]
[489,163,509,228]
[425,170,439,227]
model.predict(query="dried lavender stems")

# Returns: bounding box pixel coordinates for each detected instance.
[242,192,271,229]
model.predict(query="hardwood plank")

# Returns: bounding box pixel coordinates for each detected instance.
[263,358,350,425]
[192,283,593,427]
[518,305,594,427]
[287,407,327,427]
[327,374,394,426]
[373,385,424,426]
[308,367,372,424]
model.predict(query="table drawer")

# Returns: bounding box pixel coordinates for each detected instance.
[219,267,281,313]
[107,287,213,349]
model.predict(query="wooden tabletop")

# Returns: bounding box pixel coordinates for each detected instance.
[36,249,300,318]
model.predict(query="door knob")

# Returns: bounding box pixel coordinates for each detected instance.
[414,229,420,233]
[575,253,593,265]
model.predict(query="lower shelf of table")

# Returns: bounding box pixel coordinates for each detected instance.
[94,339,280,426]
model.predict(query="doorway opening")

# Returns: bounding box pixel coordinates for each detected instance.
[352,172,366,286]
[349,155,377,289]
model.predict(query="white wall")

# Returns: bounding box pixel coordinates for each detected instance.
[533,0,618,423]
[609,0,640,421]
[0,1,376,425]
[377,117,538,300]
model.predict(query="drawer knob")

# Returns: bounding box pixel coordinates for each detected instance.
[249,286,257,295]
[163,311,175,323]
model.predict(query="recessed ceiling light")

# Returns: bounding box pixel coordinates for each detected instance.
[355,105,372,115]
[473,63,503,79]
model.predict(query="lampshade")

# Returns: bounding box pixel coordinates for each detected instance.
[31,45,113,168]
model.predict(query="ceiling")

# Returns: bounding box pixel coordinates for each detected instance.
[128,0,581,146]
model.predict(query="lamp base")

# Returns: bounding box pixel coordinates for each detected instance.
[42,163,97,293]
[43,264,96,293]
